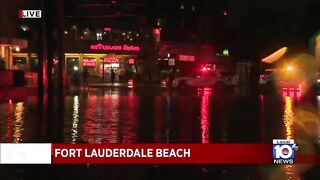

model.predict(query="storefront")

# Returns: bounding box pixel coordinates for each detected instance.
[64,42,143,82]
[157,42,215,76]
[65,53,137,82]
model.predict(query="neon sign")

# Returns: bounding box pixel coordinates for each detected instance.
[83,58,96,66]
[179,55,195,62]
[128,58,134,64]
[90,43,140,52]
[103,57,119,63]
[104,27,112,32]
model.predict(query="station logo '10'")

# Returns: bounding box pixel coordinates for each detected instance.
[273,139,299,164]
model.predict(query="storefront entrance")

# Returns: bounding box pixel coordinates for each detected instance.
[65,53,137,83]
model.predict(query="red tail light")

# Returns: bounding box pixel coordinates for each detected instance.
[260,75,265,79]
[128,79,134,88]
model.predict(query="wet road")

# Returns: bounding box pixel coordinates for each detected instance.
[1,86,320,179]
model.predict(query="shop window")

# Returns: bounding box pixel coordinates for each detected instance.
[13,57,27,70]
[29,57,39,72]
[66,57,79,75]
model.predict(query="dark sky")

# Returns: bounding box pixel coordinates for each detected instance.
[228,0,315,28]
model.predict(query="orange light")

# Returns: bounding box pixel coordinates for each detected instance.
[286,66,293,71]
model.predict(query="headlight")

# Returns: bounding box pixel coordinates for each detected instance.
[317,79,320,83]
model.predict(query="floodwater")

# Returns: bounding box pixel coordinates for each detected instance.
[0,87,320,179]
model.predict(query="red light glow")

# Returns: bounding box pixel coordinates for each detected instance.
[8,99,12,105]
[83,58,96,66]
[90,43,140,52]
[128,79,134,88]
[153,28,161,35]
[200,87,211,143]
[104,27,112,32]
[53,59,59,65]
[179,55,195,62]
[103,57,119,63]
[260,75,265,79]
[128,58,135,64]
[223,10,228,16]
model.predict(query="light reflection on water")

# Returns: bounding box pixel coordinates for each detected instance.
[199,88,211,144]
[282,96,295,180]
[2,102,25,142]
[71,95,80,143]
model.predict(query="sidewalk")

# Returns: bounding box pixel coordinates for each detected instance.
[89,82,161,88]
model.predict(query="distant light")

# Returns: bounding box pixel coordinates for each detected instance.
[73,66,79,71]
[104,27,112,32]
[53,59,59,65]
[128,79,134,88]
[167,53,170,58]
[9,99,12,105]
[192,6,195,11]
[317,79,320,83]
[222,49,229,56]
[180,2,185,10]
[153,28,161,35]
[223,10,228,16]
[286,65,293,71]
[15,47,20,52]
[20,25,29,31]
[111,0,116,4]
[128,58,135,64]
[122,32,126,36]
[72,25,77,30]
[64,30,68,34]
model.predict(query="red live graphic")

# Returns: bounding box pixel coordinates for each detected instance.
[52,144,272,164]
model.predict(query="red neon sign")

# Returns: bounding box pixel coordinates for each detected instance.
[90,43,140,52]
[104,27,112,32]
[179,55,195,62]
[128,58,135,64]
[83,58,96,66]
[103,57,119,63]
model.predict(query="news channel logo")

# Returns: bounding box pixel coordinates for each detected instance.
[273,139,299,164]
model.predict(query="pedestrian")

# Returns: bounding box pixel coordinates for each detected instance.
[111,68,115,84]
[72,68,80,90]
[168,67,177,89]
[82,67,90,89]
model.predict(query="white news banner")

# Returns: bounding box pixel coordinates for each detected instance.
[0,143,51,164]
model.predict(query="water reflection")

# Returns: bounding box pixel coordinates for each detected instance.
[282,96,295,179]
[3,102,25,142]
[284,96,294,140]
[199,88,211,144]
[71,95,80,143]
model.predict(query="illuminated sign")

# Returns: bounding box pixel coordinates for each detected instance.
[90,43,140,52]
[104,27,112,32]
[103,57,120,63]
[83,58,96,66]
[179,55,195,62]
[19,10,41,18]
[128,58,135,64]
[168,58,175,66]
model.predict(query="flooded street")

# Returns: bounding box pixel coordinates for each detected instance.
[1,87,320,179]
